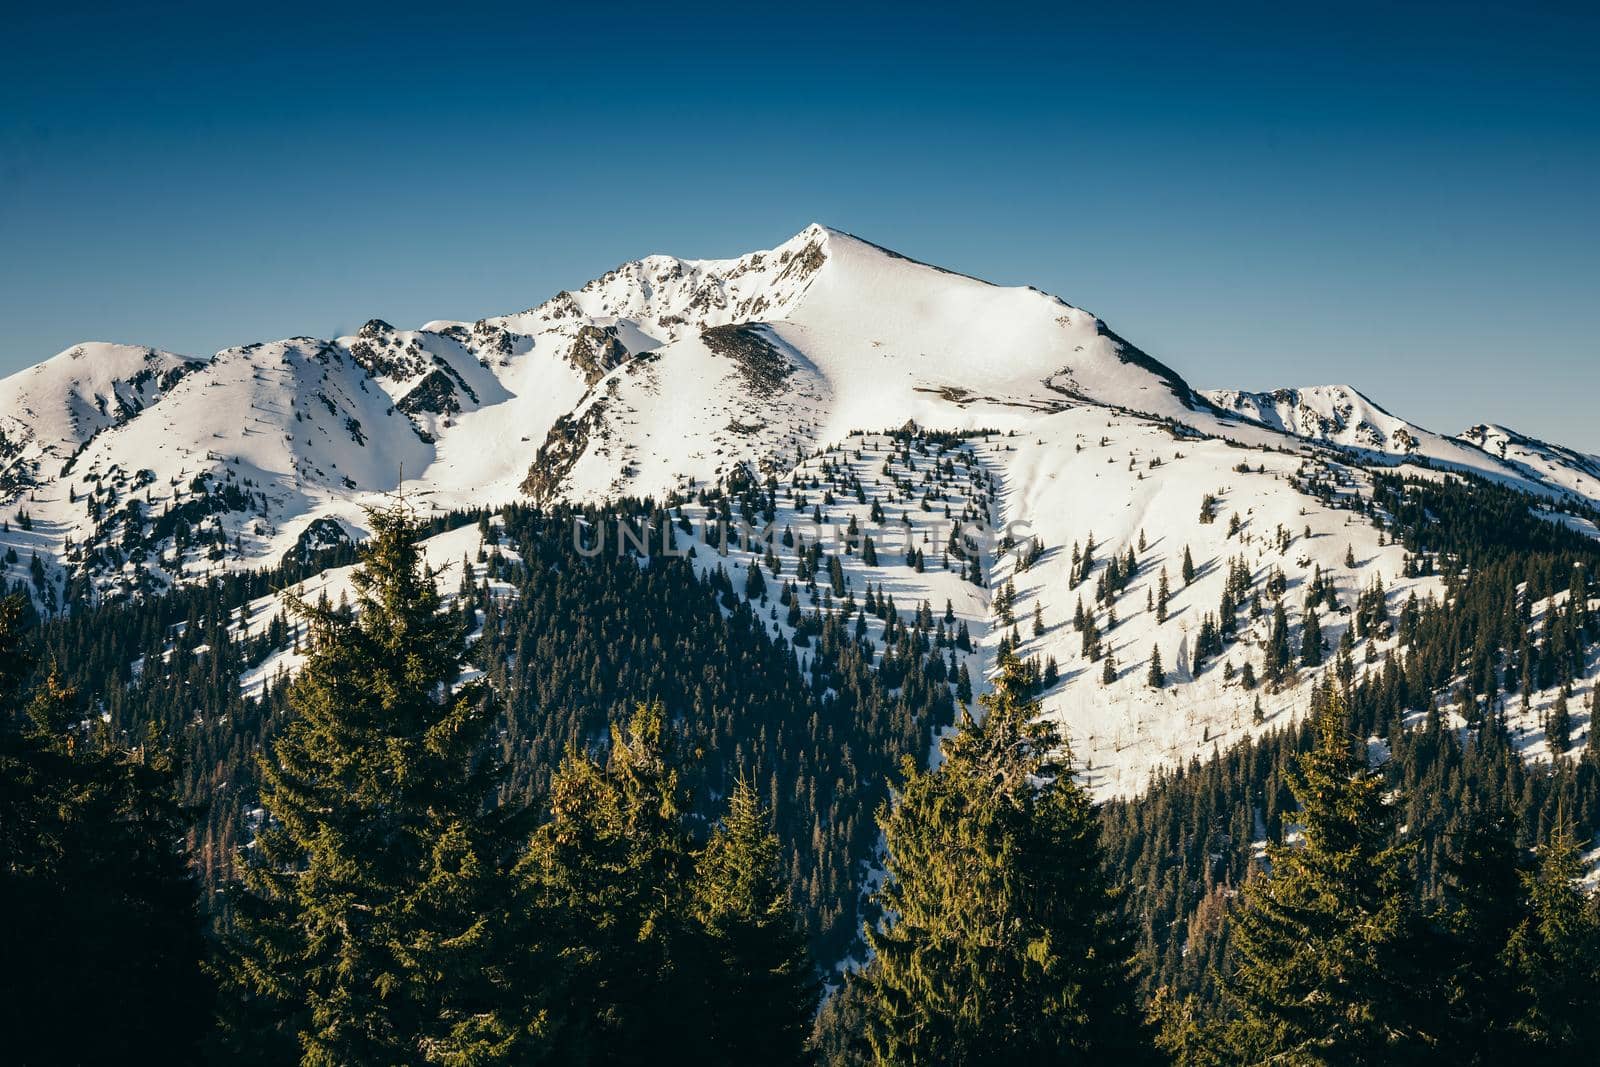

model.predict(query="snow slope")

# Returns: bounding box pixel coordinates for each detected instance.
[4,223,1599,793]
[0,342,204,492]
[1457,423,1600,503]
[1205,384,1600,506]
[526,225,1254,507]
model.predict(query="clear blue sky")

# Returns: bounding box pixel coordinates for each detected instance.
[4,1,1596,447]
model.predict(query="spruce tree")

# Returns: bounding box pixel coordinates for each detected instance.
[1264,600,1292,685]
[1430,805,1534,1062]
[1148,644,1165,687]
[519,700,710,1063]
[1225,685,1433,1063]
[860,652,1150,1064]
[1502,818,1600,1054]
[1300,607,1323,667]
[1548,683,1572,754]
[1587,686,1600,760]
[693,776,817,1066]
[0,601,212,1064]
[225,501,525,1065]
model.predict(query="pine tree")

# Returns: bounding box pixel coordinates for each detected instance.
[1148,644,1165,688]
[1264,599,1292,685]
[1548,683,1572,754]
[1182,546,1195,585]
[225,501,526,1065]
[1587,686,1600,760]
[1502,818,1600,1053]
[693,777,817,1066]
[1300,606,1324,667]
[1224,685,1434,1063]
[519,700,710,1063]
[1430,805,1535,1062]
[860,653,1151,1064]
[0,600,213,1064]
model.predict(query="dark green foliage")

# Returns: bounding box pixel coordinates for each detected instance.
[222,501,527,1064]
[1299,607,1323,667]
[1500,820,1600,1056]
[856,653,1151,1064]
[1429,804,1537,1062]
[519,701,705,1062]
[1263,599,1292,686]
[519,704,816,1065]
[693,776,818,1066]
[0,596,212,1065]
[1223,686,1434,1064]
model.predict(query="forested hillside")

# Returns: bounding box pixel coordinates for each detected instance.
[2,464,1598,1063]
[25,496,960,967]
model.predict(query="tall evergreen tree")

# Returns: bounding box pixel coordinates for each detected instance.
[1548,683,1572,754]
[0,598,213,1065]
[693,776,817,1066]
[224,501,525,1065]
[1224,685,1433,1064]
[1429,804,1534,1063]
[1588,685,1600,760]
[1501,818,1600,1057]
[1300,607,1324,667]
[1264,599,1292,686]
[518,700,710,1064]
[859,652,1150,1064]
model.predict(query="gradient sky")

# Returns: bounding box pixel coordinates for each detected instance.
[4,1,1596,448]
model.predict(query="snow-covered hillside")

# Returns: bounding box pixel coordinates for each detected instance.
[3,223,1597,793]
[1457,423,1600,503]
[1205,384,1600,505]
[0,342,203,495]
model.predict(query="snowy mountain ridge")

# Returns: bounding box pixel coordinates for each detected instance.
[1204,384,1600,504]
[3,223,1597,793]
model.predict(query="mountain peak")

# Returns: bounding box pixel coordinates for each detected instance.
[5,225,1598,616]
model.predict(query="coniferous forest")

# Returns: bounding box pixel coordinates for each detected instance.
[4,472,1600,1065]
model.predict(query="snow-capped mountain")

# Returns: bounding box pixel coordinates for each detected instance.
[1203,385,1424,453]
[3,223,1596,793]
[0,342,204,495]
[1205,384,1600,504]
[1457,423,1600,502]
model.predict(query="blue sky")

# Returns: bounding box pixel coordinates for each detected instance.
[3,1,1596,447]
